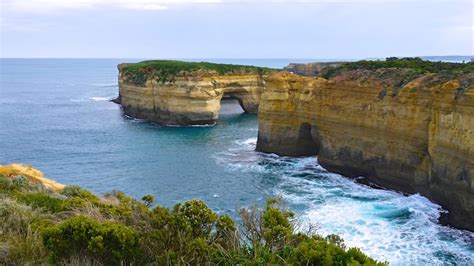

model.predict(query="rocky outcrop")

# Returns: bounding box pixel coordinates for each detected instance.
[256,69,474,231]
[284,62,343,76]
[117,62,270,125]
[0,164,65,191]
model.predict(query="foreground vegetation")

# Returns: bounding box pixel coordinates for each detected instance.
[122,60,277,85]
[321,57,474,79]
[0,173,386,265]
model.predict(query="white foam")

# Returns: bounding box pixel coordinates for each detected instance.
[214,136,474,265]
[124,115,147,123]
[163,122,216,127]
[234,137,257,146]
[278,166,474,265]
[89,96,111,101]
[70,98,87,102]
[92,83,118,88]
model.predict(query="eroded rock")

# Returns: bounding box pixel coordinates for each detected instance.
[256,70,474,231]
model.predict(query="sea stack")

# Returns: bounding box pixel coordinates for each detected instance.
[117,60,275,125]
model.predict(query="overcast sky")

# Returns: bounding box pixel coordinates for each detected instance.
[0,0,472,58]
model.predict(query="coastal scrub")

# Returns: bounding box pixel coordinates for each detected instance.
[0,169,386,265]
[121,60,278,85]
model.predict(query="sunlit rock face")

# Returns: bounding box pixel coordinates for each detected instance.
[0,164,65,191]
[118,65,265,125]
[256,70,474,231]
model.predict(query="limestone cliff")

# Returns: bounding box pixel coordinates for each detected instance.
[117,61,274,125]
[284,62,343,76]
[0,164,65,191]
[256,68,474,231]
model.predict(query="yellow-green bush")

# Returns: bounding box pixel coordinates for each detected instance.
[43,216,141,264]
[0,174,387,265]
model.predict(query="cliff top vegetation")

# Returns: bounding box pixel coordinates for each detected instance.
[121,60,278,85]
[322,57,474,79]
[0,168,386,265]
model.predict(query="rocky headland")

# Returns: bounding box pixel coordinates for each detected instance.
[117,60,276,125]
[0,164,65,191]
[257,59,474,230]
[117,58,474,231]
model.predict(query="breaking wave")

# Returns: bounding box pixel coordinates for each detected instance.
[89,96,112,101]
[215,137,474,265]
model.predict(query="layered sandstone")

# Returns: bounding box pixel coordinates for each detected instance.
[117,62,270,125]
[256,69,474,230]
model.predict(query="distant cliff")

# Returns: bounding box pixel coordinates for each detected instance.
[284,62,343,76]
[117,60,276,125]
[257,59,474,230]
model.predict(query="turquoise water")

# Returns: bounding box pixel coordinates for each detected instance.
[1,59,473,265]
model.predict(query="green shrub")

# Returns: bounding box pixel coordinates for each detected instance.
[61,185,98,201]
[322,57,474,79]
[172,199,218,238]
[16,193,64,213]
[262,197,295,251]
[0,175,31,194]
[1,174,386,265]
[141,194,154,207]
[121,60,278,85]
[43,215,142,265]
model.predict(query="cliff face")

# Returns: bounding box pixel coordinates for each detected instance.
[118,64,266,125]
[284,62,343,76]
[256,70,474,230]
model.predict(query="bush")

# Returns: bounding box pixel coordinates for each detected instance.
[172,199,218,238]
[42,216,141,265]
[0,175,31,194]
[322,57,474,79]
[1,173,386,265]
[0,199,51,264]
[121,60,278,85]
[61,185,97,201]
[16,193,64,213]
[141,194,154,207]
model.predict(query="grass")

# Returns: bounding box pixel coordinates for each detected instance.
[121,60,279,85]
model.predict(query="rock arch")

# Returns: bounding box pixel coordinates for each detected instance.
[296,123,320,156]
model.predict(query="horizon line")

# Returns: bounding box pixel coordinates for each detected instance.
[1,55,473,60]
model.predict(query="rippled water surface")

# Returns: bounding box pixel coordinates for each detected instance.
[1,59,473,265]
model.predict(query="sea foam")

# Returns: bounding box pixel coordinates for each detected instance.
[216,136,474,265]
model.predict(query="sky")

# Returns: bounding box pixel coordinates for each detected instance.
[0,0,472,59]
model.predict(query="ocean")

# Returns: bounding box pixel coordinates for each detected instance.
[1,58,473,265]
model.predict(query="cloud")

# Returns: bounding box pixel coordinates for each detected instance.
[2,0,469,13]
[1,0,223,13]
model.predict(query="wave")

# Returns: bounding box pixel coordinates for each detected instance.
[69,99,88,103]
[91,83,118,88]
[69,96,116,103]
[124,115,147,123]
[89,96,112,101]
[164,123,216,128]
[215,136,474,265]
